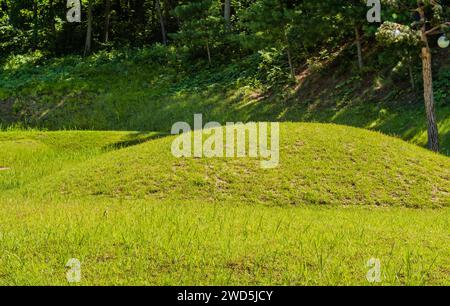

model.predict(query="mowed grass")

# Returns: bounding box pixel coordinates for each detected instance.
[0,123,449,285]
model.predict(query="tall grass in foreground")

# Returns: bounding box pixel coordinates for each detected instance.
[0,197,449,286]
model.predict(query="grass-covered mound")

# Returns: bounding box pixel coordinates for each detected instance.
[18,123,449,208]
[0,126,449,285]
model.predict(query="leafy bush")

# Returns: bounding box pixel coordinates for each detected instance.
[0,19,30,58]
[256,48,292,87]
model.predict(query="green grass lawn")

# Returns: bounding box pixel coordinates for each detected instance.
[0,123,449,285]
[1,198,449,286]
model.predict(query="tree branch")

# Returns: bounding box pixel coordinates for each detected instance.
[425,26,442,35]
[425,22,450,36]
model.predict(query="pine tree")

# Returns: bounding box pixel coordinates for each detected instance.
[377,0,449,152]
[241,0,297,79]
[172,0,223,65]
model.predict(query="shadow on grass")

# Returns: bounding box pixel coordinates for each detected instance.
[105,131,169,151]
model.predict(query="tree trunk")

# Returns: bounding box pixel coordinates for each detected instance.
[421,46,439,152]
[127,0,131,21]
[286,46,295,80]
[206,40,212,65]
[84,0,93,56]
[284,33,295,79]
[408,64,415,90]
[224,0,231,30]
[419,8,439,152]
[163,0,174,28]
[104,0,111,43]
[155,0,167,45]
[355,26,363,69]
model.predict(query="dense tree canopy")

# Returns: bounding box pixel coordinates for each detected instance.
[1,1,447,61]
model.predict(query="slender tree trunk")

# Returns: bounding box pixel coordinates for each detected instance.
[206,40,212,65]
[104,0,111,43]
[84,0,93,56]
[419,16,439,152]
[355,26,363,69]
[408,64,415,90]
[155,0,167,45]
[224,0,231,30]
[286,47,295,80]
[127,0,131,21]
[284,33,295,79]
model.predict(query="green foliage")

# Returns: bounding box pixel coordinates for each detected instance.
[0,16,27,57]
[239,0,294,48]
[171,0,224,63]
[376,22,421,47]
[1,0,449,154]
[256,48,292,86]
[434,68,450,106]
[1,46,449,154]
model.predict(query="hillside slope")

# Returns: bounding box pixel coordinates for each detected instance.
[1,49,449,154]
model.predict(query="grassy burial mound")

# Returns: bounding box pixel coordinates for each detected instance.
[9,123,449,208]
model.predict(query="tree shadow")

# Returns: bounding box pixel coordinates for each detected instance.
[104,131,169,150]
